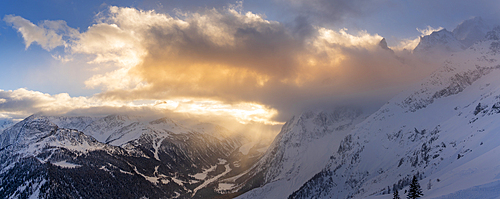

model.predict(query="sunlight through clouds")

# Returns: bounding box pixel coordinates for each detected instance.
[155,100,282,125]
[3,4,436,123]
[0,88,281,125]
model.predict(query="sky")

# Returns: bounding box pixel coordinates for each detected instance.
[0,0,498,135]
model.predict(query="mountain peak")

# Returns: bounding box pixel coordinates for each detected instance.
[414,28,465,54]
[378,38,388,49]
[452,16,490,47]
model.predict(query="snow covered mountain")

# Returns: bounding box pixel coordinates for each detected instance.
[0,114,247,198]
[3,18,500,199]
[414,17,492,55]
[288,27,500,198]
[413,29,465,54]
[231,109,367,199]
[0,118,15,131]
[453,17,491,48]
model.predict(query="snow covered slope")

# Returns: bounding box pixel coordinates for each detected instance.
[414,29,465,54]
[289,27,500,199]
[0,114,246,198]
[453,17,491,48]
[0,118,15,131]
[228,109,366,198]
[414,17,491,56]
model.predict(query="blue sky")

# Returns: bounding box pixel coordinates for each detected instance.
[0,0,498,123]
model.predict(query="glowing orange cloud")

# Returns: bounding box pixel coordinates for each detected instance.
[5,5,440,123]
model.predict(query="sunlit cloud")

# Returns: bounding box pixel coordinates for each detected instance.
[0,88,280,126]
[3,15,78,50]
[155,100,282,125]
[416,25,444,36]
[5,4,438,122]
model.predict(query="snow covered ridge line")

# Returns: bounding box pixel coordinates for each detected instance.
[399,64,500,112]
[235,26,500,198]
[0,113,249,198]
[414,17,493,54]
[397,26,500,113]
[234,108,367,199]
[1,113,239,147]
[286,27,500,199]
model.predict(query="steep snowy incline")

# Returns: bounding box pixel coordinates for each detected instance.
[45,115,95,132]
[413,17,492,57]
[414,29,465,54]
[80,114,145,145]
[0,113,247,198]
[453,17,491,48]
[289,27,500,199]
[0,116,193,198]
[230,109,366,199]
[0,118,15,132]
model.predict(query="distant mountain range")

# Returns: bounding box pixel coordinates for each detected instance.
[0,114,265,198]
[414,17,491,54]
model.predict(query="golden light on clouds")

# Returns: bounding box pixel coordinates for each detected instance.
[155,99,282,125]
[3,4,439,124]
[0,88,281,125]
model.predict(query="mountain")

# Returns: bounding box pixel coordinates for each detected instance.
[378,38,394,52]
[414,17,492,55]
[0,114,248,198]
[413,29,466,54]
[288,27,500,198]
[0,118,15,131]
[221,109,366,198]
[453,17,490,48]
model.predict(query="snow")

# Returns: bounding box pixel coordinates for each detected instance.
[130,163,171,185]
[283,35,500,199]
[218,158,227,164]
[153,137,166,161]
[238,141,256,155]
[190,165,217,180]
[0,118,15,132]
[192,164,232,196]
[52,161,82,168]
[216,183,236,191]
[119,169,134,175]
[171,176,184,186]
[28,179,46,199]
[414,29,465,54]
[452,17,491,47]
[237,109,365,199]
[148,117,192,135]
[431,180,500,199]
[0,112,243,198]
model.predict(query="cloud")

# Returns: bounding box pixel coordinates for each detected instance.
[0,87,281,141]
[416,25,444,36]
[0,88,280,128]
[3,15,78,50]
[5,5,438,122]
[0,88,91,119]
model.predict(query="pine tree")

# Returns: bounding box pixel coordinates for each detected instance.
[393,189,401,199]
[407,175,423,199]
